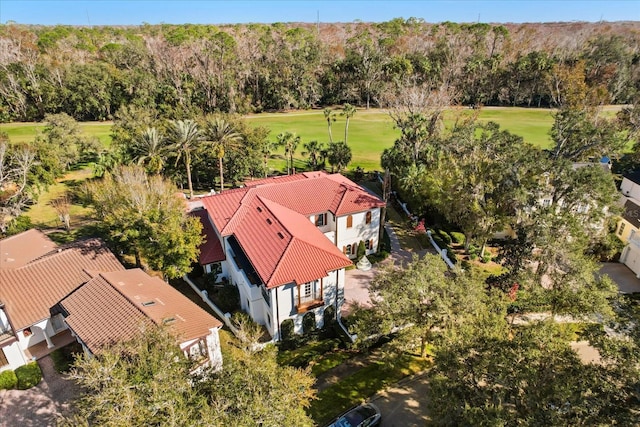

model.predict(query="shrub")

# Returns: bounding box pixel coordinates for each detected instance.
[437,229,452,245]
[469,253,478,261]
[482,255,492,264]
[450,231,465,244]
[357,241,366,261]
[50,341,83,373]
[0,370,18,390]
[15,362,42,390]
[215,283,240,313]
[323,305,336,329]
[302,312,317,335]
[281,319,295,342]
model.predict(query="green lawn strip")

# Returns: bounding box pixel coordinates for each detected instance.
[310,351,354,377]
[25,167,94,228]
[0,121,113,146]
[277,338,343,368]
[308,354,430,426]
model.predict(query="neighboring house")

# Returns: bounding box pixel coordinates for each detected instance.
[0,230,223,372]
[620,171,640,201]
[189,171,385,340]
[0,232,125,371]
[57,268,223,371]
[617,198,640,277]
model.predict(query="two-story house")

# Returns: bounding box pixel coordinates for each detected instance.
[0,230,223,372]
[190,171,385,340]
[617,172,640,277]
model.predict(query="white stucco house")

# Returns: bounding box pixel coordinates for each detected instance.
[617,172,640,277]
[0,230,223,372]
[189,171,385,340]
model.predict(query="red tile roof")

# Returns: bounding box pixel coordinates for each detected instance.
[0,238,125,330]
[191,209,225,265]
[193,173,383,289]
[59,269,222,353]
[200,172,384,234]
[0,229,57,270]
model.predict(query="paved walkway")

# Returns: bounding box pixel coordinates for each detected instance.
[598,262,640,293]
[0,356,80,427]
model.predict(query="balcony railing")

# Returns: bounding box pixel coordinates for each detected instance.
[297,291,323,313]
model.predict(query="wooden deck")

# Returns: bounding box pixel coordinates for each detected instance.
[24,329,76,360]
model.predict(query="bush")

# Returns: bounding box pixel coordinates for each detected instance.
[302,312,317,335]
[281,319,295,342]
[482,254,492,264]
[50,341,83,373]
[357,241,366,261]
[323,305,336,329]
[0,370,18,390]
[215,283,240,313]
[450,231,465,244]
[437,230,452,245]
[15,362,42,390]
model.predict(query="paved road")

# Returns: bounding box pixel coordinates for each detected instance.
[371,371,430,427]
[598,262,640,293]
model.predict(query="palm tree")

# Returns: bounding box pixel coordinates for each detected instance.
[260,139,278,178]
[327,141,352,173]
[203,116,242,192]
[341,103,356,145]
[276,132,301,175]
[132,127,169,175]
[323,108,336,143]
[166,119,201,199]
[302,140,325,171]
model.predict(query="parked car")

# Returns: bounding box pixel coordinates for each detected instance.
[327,403,381,427]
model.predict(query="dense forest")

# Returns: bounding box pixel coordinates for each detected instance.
[0,19,639,122]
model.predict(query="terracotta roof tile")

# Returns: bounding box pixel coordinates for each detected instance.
[191,209,225,265]
[0,239,125,330]
[59,269,222,353]
[0,229,57,270]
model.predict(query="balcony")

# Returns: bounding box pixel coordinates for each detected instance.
[296,290,323,314]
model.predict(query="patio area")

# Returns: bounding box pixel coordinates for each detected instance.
[24,329,76,360]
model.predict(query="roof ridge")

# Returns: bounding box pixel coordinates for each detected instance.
[266,239,295,286]
[98,270,159,326]
[256,196,294,239]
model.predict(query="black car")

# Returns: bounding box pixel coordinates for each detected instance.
[327,403,381,427]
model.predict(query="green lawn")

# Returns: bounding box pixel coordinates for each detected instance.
[2,106,624,173]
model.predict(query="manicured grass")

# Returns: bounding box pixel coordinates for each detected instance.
[24,167,94,228]
[3,107,570,172]
[277,338,343,369]
[0,121,113,146]
[308,353,431,426]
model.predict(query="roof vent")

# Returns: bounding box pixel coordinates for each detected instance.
[163,317,176,325]
[257,206,262,212]
[266,218,272,225]
[277,232,285,239]
[142,301,156,307]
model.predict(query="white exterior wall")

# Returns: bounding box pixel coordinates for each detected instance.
[179,328,223,372]
[336,208,381,258]
[621,234,640,277]
[18,318,51,350]
[1,341,28,371]
[621,178,640,201]
[270,269,342,340]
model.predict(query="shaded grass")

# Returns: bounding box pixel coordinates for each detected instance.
[50,341,84,373]
[308,354,431,426]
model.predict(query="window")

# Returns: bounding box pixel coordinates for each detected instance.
[346,215,353,228]
[542,199,552,208]
[345,244,352,255]
[365,211,372,224]
[365,239,371,250]
[188,340,207,359]
[0,349,8,368]
[315,213,327,227]
[619,222,626,236]
[304,282,312,298]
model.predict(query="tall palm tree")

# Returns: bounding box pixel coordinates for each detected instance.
[323,108,336,143]
[302,140,325,171]
[341,103,356,145]
[132,127,169,175]
[276,132,301,175]
[166,119,201,199]
[203,116,242,192]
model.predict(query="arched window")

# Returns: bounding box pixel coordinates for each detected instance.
[345,244,352,255]
[365,211,372,224]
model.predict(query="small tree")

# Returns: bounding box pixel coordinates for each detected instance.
[326,141,352,173]
[357,240,366,261]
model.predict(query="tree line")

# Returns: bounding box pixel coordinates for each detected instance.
[0,19,638,122]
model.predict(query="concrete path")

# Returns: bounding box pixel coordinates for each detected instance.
[342,224,429,315]
[598,262,640,293]
[0,356,80,427]
[371,371,431,427]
